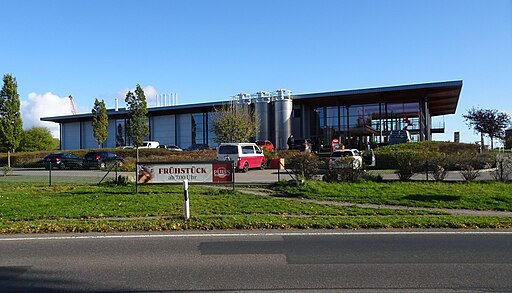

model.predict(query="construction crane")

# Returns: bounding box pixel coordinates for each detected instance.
[68,95,77,115]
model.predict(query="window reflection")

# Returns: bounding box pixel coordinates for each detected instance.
[311,101,420,149]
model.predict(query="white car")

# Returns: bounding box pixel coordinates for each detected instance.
[329,149,363,169]
[139,141,160,148]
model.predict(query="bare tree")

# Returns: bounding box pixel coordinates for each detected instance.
[463,107,510,150]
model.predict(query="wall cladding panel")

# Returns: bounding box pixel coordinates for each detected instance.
[177,114,192,149]
[81,121,96,149]
[151,115,175,146]
[62,122,80,150]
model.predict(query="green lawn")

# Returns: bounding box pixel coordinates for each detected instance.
[273,181,512,211]
[1,181,511,233]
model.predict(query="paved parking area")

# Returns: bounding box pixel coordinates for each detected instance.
[0,167,496,184]
[0,168,292,184]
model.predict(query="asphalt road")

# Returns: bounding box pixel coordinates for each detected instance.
[1,231,511,292]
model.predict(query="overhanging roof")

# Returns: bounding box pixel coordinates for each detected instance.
[293,80,462,116]
[41,80,462,123]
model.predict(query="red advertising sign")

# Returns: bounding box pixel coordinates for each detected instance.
[212,162,233,182]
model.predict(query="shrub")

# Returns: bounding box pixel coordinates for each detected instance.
[391,149,426,181]
[374,141,480,170]
[286,152,321,181]
[18,127,59,152]
[2,166,12,176]
[324,159,367,183]
[262,149,276,167]
[429,153,452,181]
[491,153,512,182]
[458,152,481,181]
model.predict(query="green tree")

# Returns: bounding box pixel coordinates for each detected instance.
[19,127,59,152]
[92,98,109,148]
[463,107,511,150]
[0,74,23,168]
[212,104,258,143]
[125,85,149,148]
[125,85,149,193]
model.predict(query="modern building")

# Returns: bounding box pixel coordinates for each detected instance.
[41,80,463,151]
[506,127,512,149]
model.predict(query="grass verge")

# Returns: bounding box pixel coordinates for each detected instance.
[272,181,512,211]
[1,181,511,233]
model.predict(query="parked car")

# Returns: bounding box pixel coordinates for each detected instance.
[217,143,266,172]
[255,140,274,152]
[388,130,411,145]
[158,144,183,151]
[139,141,160,148]
[362,149,376,167]
[83,151,124,169]
[292,138,313,152]
[329,149,363,169]
[166,144,183,151]
[43,152,83,170]
[185,144,210,151]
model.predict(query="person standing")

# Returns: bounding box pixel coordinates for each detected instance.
[287,135,294,150]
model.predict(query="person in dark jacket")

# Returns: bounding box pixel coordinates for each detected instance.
[287,135,294,150]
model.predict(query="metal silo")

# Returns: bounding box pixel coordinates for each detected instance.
[273,89,292,149]
[233,93,251,112]
[254,91,271,141]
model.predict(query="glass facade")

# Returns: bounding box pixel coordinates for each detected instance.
[191,112,218,147]
[115,119,125,147]
[191,113,205,145]
[207,112,217,147]
[311,101,420,149]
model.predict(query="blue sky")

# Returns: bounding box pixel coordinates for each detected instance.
[1,0,511,144]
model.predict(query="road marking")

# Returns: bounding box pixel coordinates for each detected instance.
[1,230,512,241]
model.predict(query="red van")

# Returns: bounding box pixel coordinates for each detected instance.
[217,143,266,172]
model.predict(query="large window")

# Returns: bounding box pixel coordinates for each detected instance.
[311,101,421,148]
[115,120,125,147]
[192,113,205,145]
[385,102,419,131]
[207,112,217,147]
[326,107,339,130]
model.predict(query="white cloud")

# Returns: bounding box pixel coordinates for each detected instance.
[117,85,160,108]
[20,85,161,139]
[20,92,73,138]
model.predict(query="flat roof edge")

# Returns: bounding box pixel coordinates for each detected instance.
[294,80,463,99]
[40,100,229,122]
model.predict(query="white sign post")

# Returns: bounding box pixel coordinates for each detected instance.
[183,179,190,220]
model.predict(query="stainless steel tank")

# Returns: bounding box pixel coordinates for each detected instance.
[254,92,271,141]
[273,89,292,149]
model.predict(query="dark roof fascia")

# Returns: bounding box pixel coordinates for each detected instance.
[41,81,462,123]
[40,100,230,123]
[293,80,463,100]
